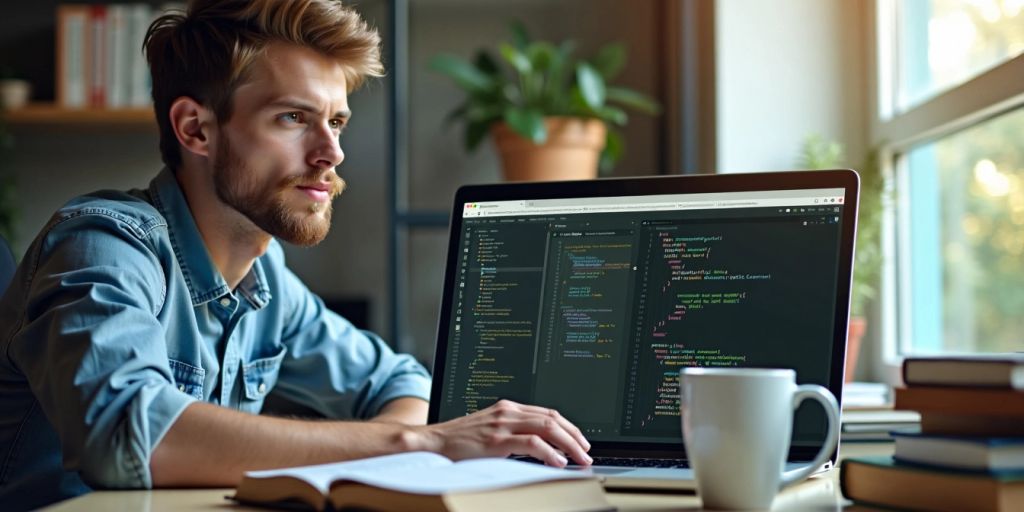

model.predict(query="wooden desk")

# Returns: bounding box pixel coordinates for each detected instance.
[45,443,892,511]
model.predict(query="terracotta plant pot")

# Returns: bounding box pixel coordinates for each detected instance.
[491,116,606,182]
[845,316,867,383]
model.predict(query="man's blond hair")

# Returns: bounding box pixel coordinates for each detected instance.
[144,0,383,170]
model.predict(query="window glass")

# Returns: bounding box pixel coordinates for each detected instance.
[903,107,1024,353]
[898,0,1024,110]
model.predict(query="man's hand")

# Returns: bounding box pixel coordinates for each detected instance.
[409,399,592,468]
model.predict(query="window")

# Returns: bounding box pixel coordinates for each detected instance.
[876,0,1024,362]
[895,0,1024,111]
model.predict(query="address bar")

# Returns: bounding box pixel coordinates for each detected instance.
[480,200,765,215]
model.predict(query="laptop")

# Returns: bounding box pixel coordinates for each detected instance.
[427,170,859,490]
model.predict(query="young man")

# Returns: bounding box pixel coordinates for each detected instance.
[0,1,591,509]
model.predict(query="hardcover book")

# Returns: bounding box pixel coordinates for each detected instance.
[841,456,1024,512]
[903,354,1024,389]
[894,386,1024,416]
[892,432,1024,471]
[230,452,611,512]
[919,413,1024,437]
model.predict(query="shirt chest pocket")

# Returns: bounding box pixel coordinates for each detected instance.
[239,346,287,413]
[168,359,206,400]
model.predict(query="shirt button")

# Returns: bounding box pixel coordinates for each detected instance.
[257,382,267,394]
[220,297,231,307]
[177,384,185,392]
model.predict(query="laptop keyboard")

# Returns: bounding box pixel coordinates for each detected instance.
[514,455,689,468]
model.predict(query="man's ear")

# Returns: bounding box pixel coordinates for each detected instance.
[169,96,215,158]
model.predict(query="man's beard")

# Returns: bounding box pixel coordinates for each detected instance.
[212,136,346,246]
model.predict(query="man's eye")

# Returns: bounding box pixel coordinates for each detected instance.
[329,119,343,130]
[281,112,303,123]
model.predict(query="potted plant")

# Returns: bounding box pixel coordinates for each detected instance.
[430,23,660,181]
[799,135,886,382]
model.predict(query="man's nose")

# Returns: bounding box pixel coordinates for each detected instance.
[308,124,344,170]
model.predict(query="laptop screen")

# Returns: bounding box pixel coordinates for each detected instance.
[430,173,856,457]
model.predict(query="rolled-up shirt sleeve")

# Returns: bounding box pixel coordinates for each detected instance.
[7,215,196,489]
[268,256,431,420]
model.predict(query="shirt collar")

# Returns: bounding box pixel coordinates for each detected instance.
[148,167,270,309]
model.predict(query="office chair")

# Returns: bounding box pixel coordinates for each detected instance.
[0,234,14,295]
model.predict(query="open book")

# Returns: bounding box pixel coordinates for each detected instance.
[230,452,612,511]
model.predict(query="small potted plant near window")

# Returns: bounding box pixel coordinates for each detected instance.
[799,135,886,382]
[430,23,660,181]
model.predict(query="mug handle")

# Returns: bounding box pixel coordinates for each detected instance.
[778,384,840,489]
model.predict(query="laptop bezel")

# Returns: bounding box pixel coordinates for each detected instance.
[427,169,860,465]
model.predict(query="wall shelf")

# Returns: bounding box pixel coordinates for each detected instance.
[5,103,155,126]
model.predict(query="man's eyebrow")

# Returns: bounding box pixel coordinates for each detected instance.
[268,99,351,120]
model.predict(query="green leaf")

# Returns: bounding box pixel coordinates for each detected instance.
[429,54,494,93]
[527,42,558,73]
[509,20,531,50]
[600,129,624,173]
[567,86,594,116]
[544,40,576,110]
[605,86,661,115]
[595,105,627,126]
[465,120,491,151]
[499,43,532,75]
[592,42,626,79]
[504,108,547,143]
[576,63,606,109]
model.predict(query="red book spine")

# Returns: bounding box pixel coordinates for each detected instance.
[89,4,108,108]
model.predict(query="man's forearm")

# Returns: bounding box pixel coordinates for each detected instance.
[150,401,427,487]
[371,397,429,425]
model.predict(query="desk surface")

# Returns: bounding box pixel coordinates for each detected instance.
[45,443,892,511]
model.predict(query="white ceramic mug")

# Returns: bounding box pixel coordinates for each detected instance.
[679,367,839,510]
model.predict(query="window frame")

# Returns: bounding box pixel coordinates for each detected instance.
[871,0,1024,384]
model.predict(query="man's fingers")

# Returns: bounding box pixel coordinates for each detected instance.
[502,434,568,467]
[514,403,591,452]
[507,418,592,466]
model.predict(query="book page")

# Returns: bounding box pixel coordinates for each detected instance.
[243,452,452,494]
[336,458,589,494]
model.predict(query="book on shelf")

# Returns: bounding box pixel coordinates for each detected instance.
[229,452,611,512]
[56,5,90,108]
[903,354,1024,389]
[840,456,1024,512]
[894,386,1024,416]
[892,432,1024,471]
[88,4,106,107]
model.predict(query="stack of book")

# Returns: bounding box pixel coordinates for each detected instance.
[841,354,1024,511]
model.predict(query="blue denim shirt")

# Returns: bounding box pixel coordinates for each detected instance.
[0,168,431,510]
